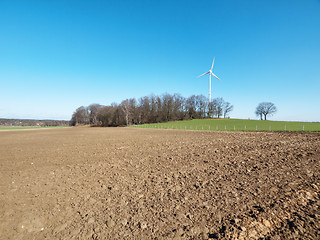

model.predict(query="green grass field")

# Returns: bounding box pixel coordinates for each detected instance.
[131,119,320,132]
[0,126,69,130]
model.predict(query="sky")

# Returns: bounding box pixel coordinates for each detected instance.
[0,0,319,121]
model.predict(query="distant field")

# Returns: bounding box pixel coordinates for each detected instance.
[131,119,320,132]
[0,126,68,130]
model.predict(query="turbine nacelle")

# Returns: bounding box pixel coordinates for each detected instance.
[197,58,220,80]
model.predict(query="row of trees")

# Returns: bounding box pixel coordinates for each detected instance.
[70,93,234,126]
[0,119,69,127]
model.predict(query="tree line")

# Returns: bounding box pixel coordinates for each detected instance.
[0,118,69,127]
[70,93,234,126]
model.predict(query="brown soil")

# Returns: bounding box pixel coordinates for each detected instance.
[0,127,319,239]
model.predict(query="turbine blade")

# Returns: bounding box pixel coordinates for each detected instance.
[197,71,210,78]
[210,57,215,70]
[212,73,221,81]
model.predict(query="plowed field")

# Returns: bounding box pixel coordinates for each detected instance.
[0,127,319,239]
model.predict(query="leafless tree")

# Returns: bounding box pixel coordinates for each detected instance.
[138,96,150,123]
[97,106,114,126]
[186,95,197,119]
[162,93,174,121]
[88,104,102,125]
[196,95,208,118]
[128,98,138,124]
[111,103,124,126]
[172,93,186,120]
[255,104,263,120]
[149,94,157,123]
[211,98,224,118]
[223,102,233,118]
[120,99,131,126]
[70,106,89,125]
[255,102,277,120]
[155,95,162,122]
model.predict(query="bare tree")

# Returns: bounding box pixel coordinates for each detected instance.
[172,93,186,120]
[128,98,138,124]
[186,95,197,119]
[97,106,114,126]
[211,98,224,118]
[155,96,162,122]
[70,106,89,125]
[223,102,233,118]
[195,95,208,118]
[138,96,150,123]
[88,104,102,125]
[149,94,157,123]
[255,104,263,120]
[120,99,131,126]
[111,103,124,126]
[255,102,277,120]
[161,93,174,121]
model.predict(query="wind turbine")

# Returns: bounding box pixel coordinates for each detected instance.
[197,57,221,105]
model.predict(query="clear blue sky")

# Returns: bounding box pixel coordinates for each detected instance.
[1,0,319,121]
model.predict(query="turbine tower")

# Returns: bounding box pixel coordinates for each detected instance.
[198,57,221,104]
